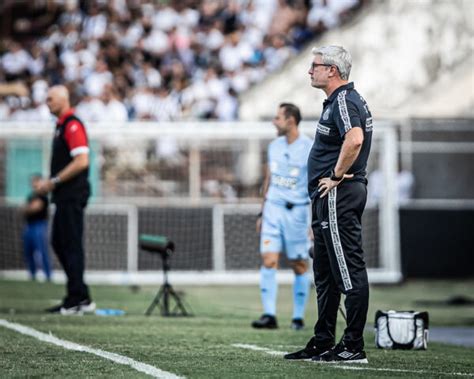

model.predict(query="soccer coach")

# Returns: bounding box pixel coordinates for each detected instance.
[38,85,94,315]
[286,46,372,363]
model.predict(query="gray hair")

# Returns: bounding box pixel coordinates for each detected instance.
[311,45,352,80]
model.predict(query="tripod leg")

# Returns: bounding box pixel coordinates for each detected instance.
[167,285,191,316]
[145,285,165,316]
[162,284,170,316]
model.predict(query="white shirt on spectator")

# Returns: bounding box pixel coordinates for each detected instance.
[142,29,170,55]
[61,30,80,51]
[28,103,52,121]
[84,70,113,97]
[242,0,277,33]
[219,41,253,72]
[58,10,83,27]
[61,50,80,81]
[82,12,107,39]
[102,99,129,122]
[1,49,31,75]
[122,22,143,49]
[78,48,96,71]
[28,55,45,76]
[178,8,199,29]
[32,80,48,104]
[152,94,180,121]
[206,77,227,100]
[153,6,180,32]
[205,28,225,51]
[143,66,162,89]
[328,0,359,14]
[215,93,238,121]
[228,71,250,93]
[307,0,339,29]
[264,45,292,72]
[131,89,155,119]
[76,97,106,122]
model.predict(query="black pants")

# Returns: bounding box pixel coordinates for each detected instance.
[52,199,90,304]
[311,180,369,350]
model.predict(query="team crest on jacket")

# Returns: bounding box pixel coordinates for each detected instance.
[323,107,330,120]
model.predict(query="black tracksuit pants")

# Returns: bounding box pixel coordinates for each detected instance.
[52,199,90,305]
[311,180,369,350]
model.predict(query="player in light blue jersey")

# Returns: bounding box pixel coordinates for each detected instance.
[252,103,313,330]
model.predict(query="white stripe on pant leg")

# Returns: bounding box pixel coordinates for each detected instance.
[0,319,184,379]
[328,187,353,291]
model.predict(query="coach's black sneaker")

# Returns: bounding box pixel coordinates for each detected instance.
[79,298,96,314]
[60,303,83,316]
[290,318,304,330]
[251,314,278,329]
[45,297,73,313]
[45,303,63,313]
[284,336,332,360]
[312,341,368,364]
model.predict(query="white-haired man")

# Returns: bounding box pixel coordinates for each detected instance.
[285,46,372,363]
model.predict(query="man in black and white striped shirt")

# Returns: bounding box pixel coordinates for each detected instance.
[285,45,372,364]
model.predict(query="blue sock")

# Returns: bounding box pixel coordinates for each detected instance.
[292,273,309,320]
[260,266,277,316]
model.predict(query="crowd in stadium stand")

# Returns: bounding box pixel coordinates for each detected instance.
[0,0,361,122]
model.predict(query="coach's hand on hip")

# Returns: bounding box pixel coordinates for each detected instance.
[318,173,353,198]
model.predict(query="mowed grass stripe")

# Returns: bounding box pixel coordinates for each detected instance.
[233,343,474,377]
[0,319,184,379]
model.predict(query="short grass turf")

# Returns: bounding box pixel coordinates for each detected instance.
[0,279,473,378]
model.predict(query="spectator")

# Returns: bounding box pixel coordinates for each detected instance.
[28,46,45,76]
[131,86,156,120]
[22,174,52,282]
[84,60,113,97]
[0,0,362,121]
[76,94,105,122]
[100,84,129,122]
[152,86,180,122]
[82,4,107,40]
[1,41,31,81]
[215,87,239,121]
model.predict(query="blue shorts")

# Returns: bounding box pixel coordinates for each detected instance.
[260,200,310,260]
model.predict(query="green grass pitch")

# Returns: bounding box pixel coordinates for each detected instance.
[0,279,473,378]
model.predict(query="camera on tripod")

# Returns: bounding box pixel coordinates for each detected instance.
[138,234,192,317]
[139,234,174,258]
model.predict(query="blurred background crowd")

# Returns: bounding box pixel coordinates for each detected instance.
[0,0,362,122]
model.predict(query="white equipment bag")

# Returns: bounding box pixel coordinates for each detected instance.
[375,310,429,350]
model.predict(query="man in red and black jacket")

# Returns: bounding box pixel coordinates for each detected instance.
[38,85,95,315]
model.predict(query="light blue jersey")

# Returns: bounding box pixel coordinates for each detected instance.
[261,133,313,258]
[258,131,312,320]
[266,134,313,206]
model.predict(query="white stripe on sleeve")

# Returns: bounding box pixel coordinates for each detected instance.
[337,90,352,133]
[70,146,90,157]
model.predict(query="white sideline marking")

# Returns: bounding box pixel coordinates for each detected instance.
[232,343,474,377]
[232,343,288,356]
[0,319,184,379]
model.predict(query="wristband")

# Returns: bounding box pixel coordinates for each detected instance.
[330,171,343,182]
[257,211,263,218]
[51,176,61,185]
